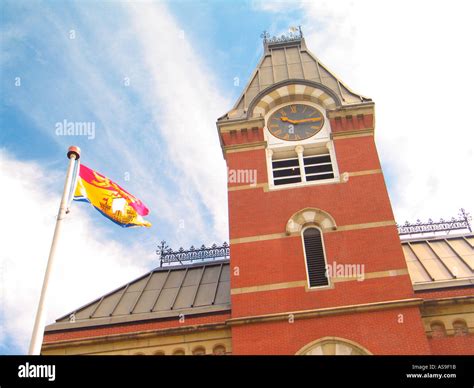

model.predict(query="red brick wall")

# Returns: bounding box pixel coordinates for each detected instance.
[334,135,381,172]
[231,306,430,355]
[231,277,416,318]
[228,174,396,239]
[227,148,268,188]
[221,127,264,147]
[230,223,416,317]
[225,112,429,354]
[329,114,374,134]
[231,226,408,288]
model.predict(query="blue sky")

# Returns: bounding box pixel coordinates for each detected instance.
[1,0,473,354]
[1,0,304,247]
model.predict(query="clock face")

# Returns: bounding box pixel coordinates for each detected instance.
[267,104,325,141]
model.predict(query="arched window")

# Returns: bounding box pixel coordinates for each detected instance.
[296,337,371,355]
[153,350,165,356]
[453,320,469,337]
[192,346,206,355]
[430,322,447,338]
[302,227,329,288]
[213,345,226,355]
[173,349,185,355]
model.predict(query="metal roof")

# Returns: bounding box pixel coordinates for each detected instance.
[401,234,474,291]
[45,260,230,332]
[218,36,371,122]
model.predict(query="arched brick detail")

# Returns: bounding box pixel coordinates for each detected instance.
[249,80,340,119]
[286,207,337,235]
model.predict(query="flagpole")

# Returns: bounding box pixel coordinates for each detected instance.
[28,146,81,355]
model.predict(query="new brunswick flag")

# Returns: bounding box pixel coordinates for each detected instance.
[74,164,151,228]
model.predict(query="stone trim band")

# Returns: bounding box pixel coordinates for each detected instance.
[230,220,396,244]
[231,268,409,295]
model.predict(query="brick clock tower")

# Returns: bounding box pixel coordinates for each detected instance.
[216,29,431,355]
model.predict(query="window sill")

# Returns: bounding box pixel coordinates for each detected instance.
[305,282,334,292]
[270,177,341,191]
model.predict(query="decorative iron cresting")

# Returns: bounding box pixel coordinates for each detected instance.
[157,210,471,265]
[397,208,472,236]
[261,26,303,46]
[157,241,230,267]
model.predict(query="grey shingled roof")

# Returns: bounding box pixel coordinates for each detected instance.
[45,260,230,332]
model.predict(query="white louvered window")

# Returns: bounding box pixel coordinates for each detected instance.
[272,156,301,186]
[269,143,338,188]
[303,154,334,182]
[302,227,329,288]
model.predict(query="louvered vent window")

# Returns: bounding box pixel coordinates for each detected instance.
[270,146,337,188]
[303,227,329,287]
[272,156,302,186]
[304,154,334,182]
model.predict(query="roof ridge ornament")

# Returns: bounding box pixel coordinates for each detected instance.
[397,208,472,237]
[157,241,230,267]
[261,26,303,47]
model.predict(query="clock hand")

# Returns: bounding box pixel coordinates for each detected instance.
[280,117,322,124]
[280,117,295,124]
[292,117,323,124]
[280,117,297,124]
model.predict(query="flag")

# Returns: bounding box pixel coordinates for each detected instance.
[74,164,151,228]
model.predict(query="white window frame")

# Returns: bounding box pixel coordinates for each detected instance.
[267,142,340,190]
[264,101,340,190]
[301,225,332,290]
[270,153,302,186]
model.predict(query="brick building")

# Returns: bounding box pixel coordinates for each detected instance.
[41,31,474,355]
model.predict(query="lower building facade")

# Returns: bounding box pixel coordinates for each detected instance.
[42,234,474,355]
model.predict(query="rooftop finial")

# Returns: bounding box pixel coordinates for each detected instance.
[261,26,303,47]
[260,30,270,45]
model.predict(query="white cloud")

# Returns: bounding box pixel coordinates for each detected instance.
[125,2,230,240]
[297,0,474,221]
[0,2,235,353]
[4,0,472,356]
[1,2,231,245]
[0,150,150,353]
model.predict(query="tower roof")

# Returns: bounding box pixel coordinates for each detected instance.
[218,28,371,123]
